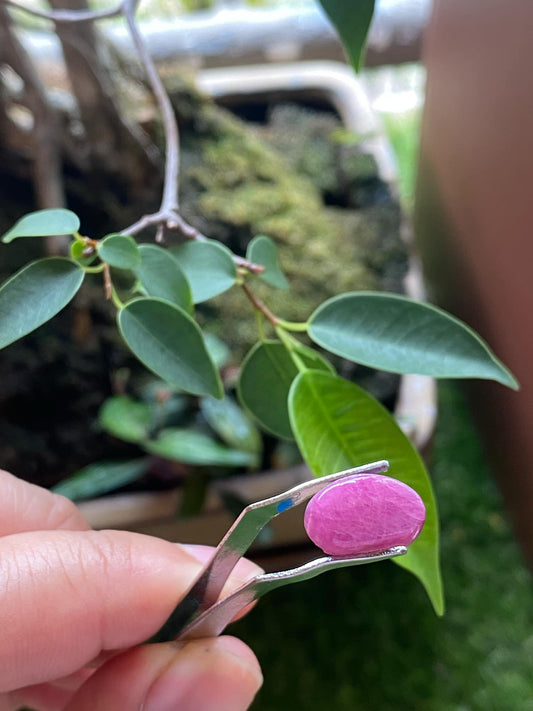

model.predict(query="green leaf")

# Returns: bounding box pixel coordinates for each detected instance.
[0,258,84,349]
[97,233,140,270]
[136,244,193,314]
[172,240,236,302]
[288,369,443,615]
[118,297,223,398]
[52,459,150,502]
[309,292,518,389]
[246,235,289,289]
[237,340,333,439]
[144,428,257,467]
[203,333,231,369]
[2,208,80,243]
[200,395,262,455]
[318,0,375,72]
[70,240,96,266]
[98,395,152,444]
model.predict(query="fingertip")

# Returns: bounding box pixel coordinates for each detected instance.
[65,638,262,711]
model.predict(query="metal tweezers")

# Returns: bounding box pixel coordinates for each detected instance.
[152,460,407,642]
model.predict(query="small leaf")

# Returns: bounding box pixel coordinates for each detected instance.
[247,235,289,289]
[2,208,80,243]
[172,240,236,302]
[144,428,257,467]
[237,340,333,439]
[318,0,375,72]
[118,297,223,398]
[70,240,96,266]
[98,395,152,443]
[136,244,193,314]
[288,369,443,615]
[309,292,518,389]
[52,459,150,502]
[201,395,262,455]
[203,333,231,369]
[97,233,140,270]
[0,258,84,349]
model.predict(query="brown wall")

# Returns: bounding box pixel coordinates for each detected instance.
[415,0,533,564]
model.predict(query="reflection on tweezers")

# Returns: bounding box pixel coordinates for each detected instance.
[152,460,396,642]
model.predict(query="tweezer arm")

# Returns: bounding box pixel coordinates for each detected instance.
[152,460,389,642]
[178,546,407,640]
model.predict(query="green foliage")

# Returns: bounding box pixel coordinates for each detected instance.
[136,244,193,313]
[289,370,442,614]
[98,395,152,443]
[172,240,236,302]
[200,395,262,455]
[238,340,333,439]
[318,0,376,71]
[145,428,258,467]
[309,292,518,388]
[0,136,517,614]
[247,235,289,290]
[52,459,150,502]
[0,258,84,349]
[118,297,223,398]
[97,233,140,269]
[1,208,80,242]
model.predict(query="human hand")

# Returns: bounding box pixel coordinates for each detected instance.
[0,470,263,711]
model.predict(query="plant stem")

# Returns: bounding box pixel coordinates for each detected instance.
[275,326,307,373]
[276,318,309,333]
[241,282,279,328]
[82,263,105,274]
[122,0,179,214]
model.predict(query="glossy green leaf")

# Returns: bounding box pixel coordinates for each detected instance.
[118,297,223,398]
[144,428,257,467]
[246,235,289,289]
[136,244,192,314]
[0,258,84,349]
[98,395,152,444]
[237,340,334,439]
[309,292,518,389]
[52,459,150,502]
[172,240,236,302]
[318,0,375,72]
[201,395,262,455]
[203,333,231,369]
[288,369,443,615]
[97,233,140,270]
[2,208,80,243]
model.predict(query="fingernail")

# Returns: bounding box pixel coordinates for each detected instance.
[144,637,262,711]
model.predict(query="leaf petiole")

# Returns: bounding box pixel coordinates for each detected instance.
[276,318,309,333]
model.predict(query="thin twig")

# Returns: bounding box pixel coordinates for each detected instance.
[1,0,124,23]
[123,0,179,214]
[241,282,279,327]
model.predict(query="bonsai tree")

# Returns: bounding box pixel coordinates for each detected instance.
[0,0,518,618]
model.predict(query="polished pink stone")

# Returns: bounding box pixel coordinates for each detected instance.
[304,474,426,556]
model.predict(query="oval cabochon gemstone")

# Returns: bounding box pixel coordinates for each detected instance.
[304,473,426,556]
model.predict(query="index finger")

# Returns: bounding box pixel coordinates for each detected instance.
[0,470,89,535]
[0,529,261,692]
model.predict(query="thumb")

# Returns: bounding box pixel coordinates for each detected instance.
[65,637,263,711]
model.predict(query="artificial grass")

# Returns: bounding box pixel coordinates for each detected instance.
[234,383,533,710]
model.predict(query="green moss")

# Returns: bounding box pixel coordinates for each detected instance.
[171,90,407,359]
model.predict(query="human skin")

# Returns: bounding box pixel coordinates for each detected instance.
[0,469,263,711]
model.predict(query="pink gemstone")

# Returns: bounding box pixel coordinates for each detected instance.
[304,474,426,556]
